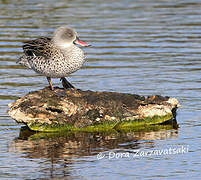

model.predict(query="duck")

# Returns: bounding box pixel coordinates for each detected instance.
[17,26,90,90]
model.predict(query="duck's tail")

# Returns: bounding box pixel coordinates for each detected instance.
[17,55,31,69]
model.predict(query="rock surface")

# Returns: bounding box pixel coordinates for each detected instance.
[8,87,180,132]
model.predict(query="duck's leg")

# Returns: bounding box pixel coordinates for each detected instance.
[60,77,75,89]
[47,77,54,90]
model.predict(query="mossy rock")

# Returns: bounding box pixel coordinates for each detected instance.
[8,87,180,132]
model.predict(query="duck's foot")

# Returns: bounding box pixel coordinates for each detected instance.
[60,77,75,89]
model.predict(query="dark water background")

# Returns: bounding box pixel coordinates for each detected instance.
[0,0,200,179]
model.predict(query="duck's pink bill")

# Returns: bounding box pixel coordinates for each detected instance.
[74,39,91,47]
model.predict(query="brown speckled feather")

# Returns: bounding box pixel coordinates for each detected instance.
[23,37,59,58]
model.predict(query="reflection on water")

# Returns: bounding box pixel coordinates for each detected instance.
[9,122,178,178]
[0,0,201,179]
[11,122,178,158]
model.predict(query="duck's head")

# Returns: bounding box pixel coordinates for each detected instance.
[52,26,90,49]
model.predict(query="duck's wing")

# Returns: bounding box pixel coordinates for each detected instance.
[23,37,54,58]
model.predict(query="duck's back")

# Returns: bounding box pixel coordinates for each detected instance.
[23,37,60,58]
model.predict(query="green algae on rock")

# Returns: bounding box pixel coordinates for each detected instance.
[8,87,180,132]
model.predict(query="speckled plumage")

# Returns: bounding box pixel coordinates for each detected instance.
[17,37,85,78]
[17,26,90,90]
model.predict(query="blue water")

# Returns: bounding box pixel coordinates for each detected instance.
[0,0,200,179]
